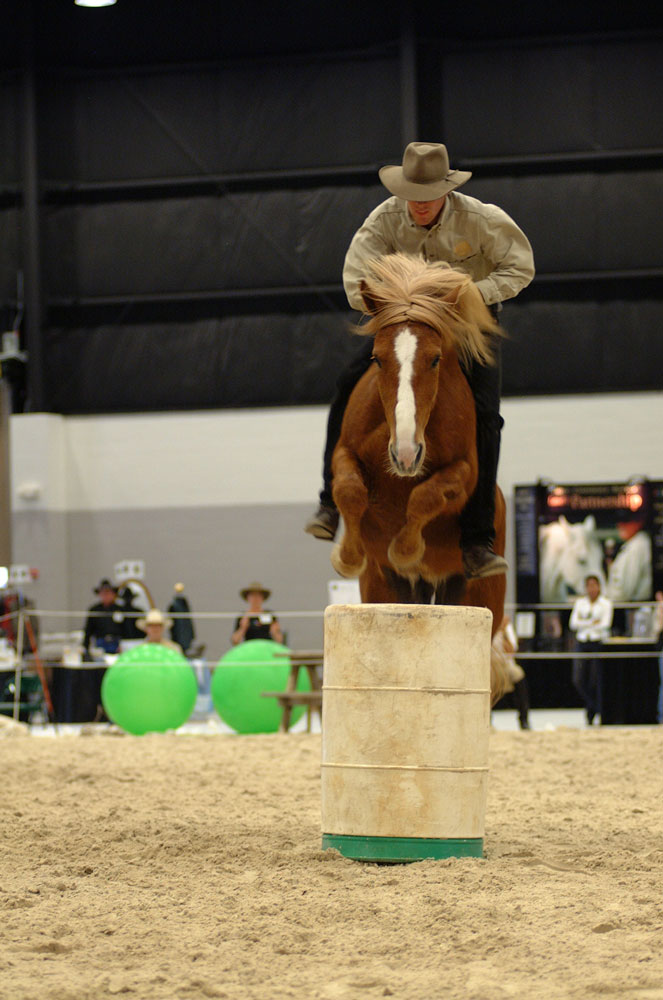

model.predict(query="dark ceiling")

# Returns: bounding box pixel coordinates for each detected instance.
[5,0,663,71]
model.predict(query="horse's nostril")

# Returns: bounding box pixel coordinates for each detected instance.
[415,444,423,465]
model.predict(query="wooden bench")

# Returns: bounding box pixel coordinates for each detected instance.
[261,650,323,732]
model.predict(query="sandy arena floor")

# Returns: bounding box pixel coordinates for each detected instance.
[2,722,663,1000]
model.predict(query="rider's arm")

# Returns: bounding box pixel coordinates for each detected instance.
[342,209,394,311]
[472,203,535,306]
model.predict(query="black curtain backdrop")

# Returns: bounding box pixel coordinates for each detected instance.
[2,29,662,413]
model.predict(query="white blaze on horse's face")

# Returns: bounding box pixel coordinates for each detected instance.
[373,323,442,477]
[390,328,426,476]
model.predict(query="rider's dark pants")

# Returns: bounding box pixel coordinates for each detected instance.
[459,338,503,548]
[319,323,503,550]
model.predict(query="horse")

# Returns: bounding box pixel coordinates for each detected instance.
[538,515,605,603]
[330,253,509,703]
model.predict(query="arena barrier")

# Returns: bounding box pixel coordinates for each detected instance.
[2,603,660,727]
[321,603,493,863]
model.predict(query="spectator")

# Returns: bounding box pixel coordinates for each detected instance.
[137,608,183,654]
[569,574,613,725]
[83,578,125,656]
[167,583,195,655]
[116,583,145,640]
[66,577,125,723]
[231,582,283,646]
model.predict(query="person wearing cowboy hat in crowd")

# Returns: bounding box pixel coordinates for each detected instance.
[83,578,126,657]
[137,608,184,654]
[64,578,127,724]
[231,582,284,646]
[305,141,535,580]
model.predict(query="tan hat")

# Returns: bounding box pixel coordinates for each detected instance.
[137,608,172,632]
[239,581,271,601]
[379,142,471,201]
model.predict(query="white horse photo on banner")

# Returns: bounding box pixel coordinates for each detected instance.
[538,514,605,603]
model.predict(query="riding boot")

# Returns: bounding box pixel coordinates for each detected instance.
[305,338,375,541]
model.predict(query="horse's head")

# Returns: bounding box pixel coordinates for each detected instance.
[370,321,444,476]
[355,253,500,478]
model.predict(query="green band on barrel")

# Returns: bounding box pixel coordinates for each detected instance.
[321,834,483,863]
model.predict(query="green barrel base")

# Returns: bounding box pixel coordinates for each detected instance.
[322,833,483,864]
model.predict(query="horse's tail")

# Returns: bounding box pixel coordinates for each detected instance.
[490,645,514,707]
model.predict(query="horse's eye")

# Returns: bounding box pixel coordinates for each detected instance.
[371,355,382,369]
[431,355,441,369]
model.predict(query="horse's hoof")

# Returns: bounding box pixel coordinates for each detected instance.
[387,534,425,572]
[331,541,367,579]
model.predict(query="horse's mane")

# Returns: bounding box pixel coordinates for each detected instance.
[353,253,503,367]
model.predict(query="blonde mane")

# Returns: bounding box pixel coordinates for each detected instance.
[353,253,502,367]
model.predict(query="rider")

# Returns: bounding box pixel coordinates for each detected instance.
[304,141,535,580]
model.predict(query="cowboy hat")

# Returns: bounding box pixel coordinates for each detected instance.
[379,142,471,201]
[239,582,271,601]
[137,608,172,631]
[94,578,117,593]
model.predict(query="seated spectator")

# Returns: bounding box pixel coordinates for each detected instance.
[231,582,283,646]
[137,608,183,654]
[569,574,613,725]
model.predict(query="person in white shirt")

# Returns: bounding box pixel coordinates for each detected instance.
[569,574,613,725]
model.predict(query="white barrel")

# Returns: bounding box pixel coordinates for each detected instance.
[321,603,492,862]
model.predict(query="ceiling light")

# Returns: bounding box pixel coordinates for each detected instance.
[75,0,117,7]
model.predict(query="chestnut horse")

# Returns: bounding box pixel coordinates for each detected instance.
[330,253,508,701]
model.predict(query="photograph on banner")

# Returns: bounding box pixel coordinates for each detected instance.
[515,480,662,639]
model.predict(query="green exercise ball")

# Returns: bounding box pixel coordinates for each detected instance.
[101,643,197,735]
[211,639,309,734]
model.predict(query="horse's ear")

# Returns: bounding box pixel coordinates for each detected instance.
[439,283,463,308]
[443,279,498,334]
[359,279,379,316]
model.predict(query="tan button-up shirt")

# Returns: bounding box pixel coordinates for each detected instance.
[342,192,535,311]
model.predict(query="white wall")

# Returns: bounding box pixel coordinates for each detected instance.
[11,407,328,512]
[14,393,663,514]
[499,393,661,487]
[10,392,663,654]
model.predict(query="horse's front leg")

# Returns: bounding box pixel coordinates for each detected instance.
[330,446,369,578]
[388,459,473,571]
